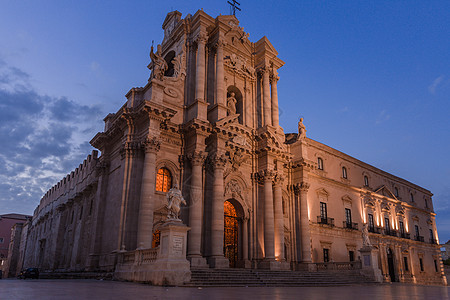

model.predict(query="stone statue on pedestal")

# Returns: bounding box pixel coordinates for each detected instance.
[166,183,186,220]
[362,223,372,246]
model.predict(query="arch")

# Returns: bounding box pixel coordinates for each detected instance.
[224,199,242,267]
[164,50,176,77]
[155,159,180,185]
[224,177,250,218]
[227,86,243,124]
[156,168,172,192]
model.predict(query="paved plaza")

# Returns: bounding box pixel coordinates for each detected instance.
[0,279,449,300]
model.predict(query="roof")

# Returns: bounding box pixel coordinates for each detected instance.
[0,213,32,220]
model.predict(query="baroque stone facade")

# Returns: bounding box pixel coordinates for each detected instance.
[18,10,446,285]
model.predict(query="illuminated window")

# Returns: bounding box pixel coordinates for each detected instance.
[342,167,347,179]
[156,168,172,192]
[364,176,369,187]
[152,230,160,248]
[317,157,323,170]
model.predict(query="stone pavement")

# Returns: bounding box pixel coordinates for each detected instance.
[0,279,449,300]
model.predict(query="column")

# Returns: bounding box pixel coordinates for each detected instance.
[187,151,206,265]
[273,174,284,260]
[195,33,207,103]
[215,39,225,106]
[262,68,272,126]
[299,182,312,262]
[270,75,279,127]
[136,137,160,249]
[263,170,275,260]
[209,154,229,268]
[242,217,249,261]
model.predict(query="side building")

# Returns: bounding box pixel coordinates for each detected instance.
[19,10,446,285]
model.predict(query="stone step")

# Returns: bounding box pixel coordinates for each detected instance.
[187,268,378,287]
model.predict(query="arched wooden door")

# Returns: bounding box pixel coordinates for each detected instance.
[224,200,238,267]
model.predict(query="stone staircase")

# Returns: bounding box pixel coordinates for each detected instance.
[185,268,378,287]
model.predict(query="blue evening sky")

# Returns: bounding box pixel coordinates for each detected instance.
[0,1,449,242]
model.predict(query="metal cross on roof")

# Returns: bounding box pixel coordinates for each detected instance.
[227,0,241,16]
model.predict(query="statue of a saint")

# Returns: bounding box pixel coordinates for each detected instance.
[362,223,372,246]
[298,117,306,140]
[150,43,168,81]
[166,183,186,220]
[227,92,237,115]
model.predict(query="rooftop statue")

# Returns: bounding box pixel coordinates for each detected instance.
[150,43,168,81]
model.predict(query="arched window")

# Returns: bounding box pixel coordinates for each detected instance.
[364,175,369,187]
[152,229,160,248]
[156,168,172,192]
[410,193,414,202]
[164,51,176,77]
[342,167,347,179]
[317,157,324,170]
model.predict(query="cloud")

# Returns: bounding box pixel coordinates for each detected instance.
[428,75,444,95]
[0,60,103,215]
[375,109,391,124]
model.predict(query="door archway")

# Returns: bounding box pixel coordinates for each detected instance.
[224,200,239,267]
[387,248,396,282]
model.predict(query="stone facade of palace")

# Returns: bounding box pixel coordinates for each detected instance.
[13,10,446,285]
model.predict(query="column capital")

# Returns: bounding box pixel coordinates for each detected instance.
[258,169,277,182]
[142,136,161,153]
[214,38,226,49]
[273,173,285,187]
[208,153,228,170]
[293,182,310,195]
[188,151,207,166]
[270,74,279,84]
[195,32,208,45]
[121,140,142,158]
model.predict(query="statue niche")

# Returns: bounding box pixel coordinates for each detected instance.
[226,86,243,124]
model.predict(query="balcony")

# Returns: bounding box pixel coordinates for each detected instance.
[414,235,424,242]
[430,238,438,245]
[317,216,335,227]
[368,227,381,234]
[342,221,358,230]
[400,232,410,239]
[386,229,397,237]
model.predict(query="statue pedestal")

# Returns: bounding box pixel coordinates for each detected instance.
[151,221,191,285]
[358,246,383,283]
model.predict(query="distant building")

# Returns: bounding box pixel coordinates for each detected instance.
[441,240,450,261]
[0,213,31,277]
[20,9,447,285]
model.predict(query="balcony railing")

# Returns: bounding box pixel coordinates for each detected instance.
[317,216,335,226]
[387,229,397,237]
[342,221,358,230]
[368,227,381,234]
[414,235,424,242]
[400,232,410,239]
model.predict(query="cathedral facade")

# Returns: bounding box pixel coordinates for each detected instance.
[21,10,446,285]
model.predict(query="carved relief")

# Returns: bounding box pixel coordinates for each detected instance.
[224,53,255,78]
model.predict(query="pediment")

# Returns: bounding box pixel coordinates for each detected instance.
[374,185,397,200]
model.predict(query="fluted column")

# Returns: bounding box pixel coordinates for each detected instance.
[298,182,312,262]
[195,33,207,103]
[209,154,228,268]
[262,68,272,126]
[262,170,275,260]
[270,74,279,127]
[187,151,206,261]
[137,137,160,249]
[215,39,225,106]
[273,174,284,260]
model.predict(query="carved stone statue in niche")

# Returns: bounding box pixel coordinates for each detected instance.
[227,92,237,115]
[150,44,168,81]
